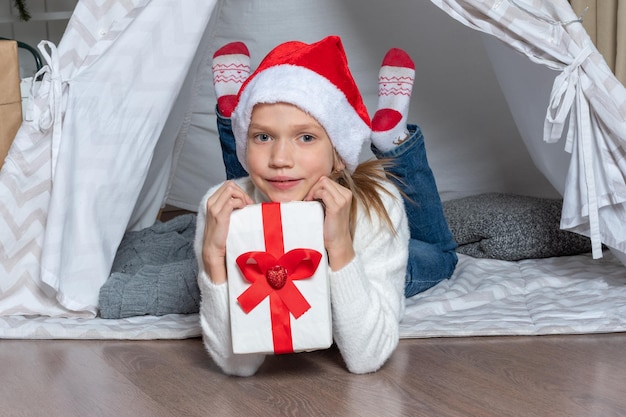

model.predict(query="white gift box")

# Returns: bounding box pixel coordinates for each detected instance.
[226,201,332,354]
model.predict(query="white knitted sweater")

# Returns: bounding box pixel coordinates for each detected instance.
[194,177,409,376]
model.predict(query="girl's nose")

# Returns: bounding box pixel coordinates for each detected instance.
[269,139,294,168]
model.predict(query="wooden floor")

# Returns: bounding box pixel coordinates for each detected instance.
[2,333,626,417]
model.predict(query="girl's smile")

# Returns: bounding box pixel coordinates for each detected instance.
[266,176,302,190]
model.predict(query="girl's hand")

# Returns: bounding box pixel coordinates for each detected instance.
[202,181,254,283]
[305,176,355,271]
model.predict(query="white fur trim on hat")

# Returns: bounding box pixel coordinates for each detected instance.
[232,64,371,173]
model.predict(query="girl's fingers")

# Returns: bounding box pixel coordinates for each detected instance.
[307,177,351,213]
[201,181,254,282]
[203,181,253,251]
[207,181,252,217]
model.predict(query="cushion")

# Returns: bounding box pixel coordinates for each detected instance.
[443,193,592,261]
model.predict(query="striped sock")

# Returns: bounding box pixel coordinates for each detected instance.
[212,42,251,117]
[370,48,415,152]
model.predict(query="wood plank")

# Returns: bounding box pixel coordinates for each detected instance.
[1,334,626,417]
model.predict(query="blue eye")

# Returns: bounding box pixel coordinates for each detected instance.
[254,133,271,143]
[300,134,315,143]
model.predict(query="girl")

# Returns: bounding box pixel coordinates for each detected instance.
[195,36,457,376]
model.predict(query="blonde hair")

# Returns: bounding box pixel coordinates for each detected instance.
[330,153,402,237]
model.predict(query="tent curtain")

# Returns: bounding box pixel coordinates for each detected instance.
[0,0,217,317]
[431,0,626,260]
[570,0,626,85]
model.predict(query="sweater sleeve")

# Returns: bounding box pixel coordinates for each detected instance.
[329,182,409,374]
[194,182,266,376]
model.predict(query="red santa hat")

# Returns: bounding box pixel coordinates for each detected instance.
[231,35,371,173]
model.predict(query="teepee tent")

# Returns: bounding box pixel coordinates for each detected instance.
[1,0,625,320]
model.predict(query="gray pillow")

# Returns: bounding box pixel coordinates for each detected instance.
[443,193,592,261]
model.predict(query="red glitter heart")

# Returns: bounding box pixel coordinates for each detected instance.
[266,265,288,289]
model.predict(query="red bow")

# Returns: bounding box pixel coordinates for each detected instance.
[235,203,322,354]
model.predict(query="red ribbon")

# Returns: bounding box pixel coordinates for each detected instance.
[236,203,322,354]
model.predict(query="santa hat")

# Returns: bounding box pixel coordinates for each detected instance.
[231,35,371,173]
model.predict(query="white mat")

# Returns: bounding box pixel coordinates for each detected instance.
[1,251,624,340]
[400,251,626,338]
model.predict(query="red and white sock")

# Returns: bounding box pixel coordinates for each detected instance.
[370,48,415,152]
[212,42,251,117]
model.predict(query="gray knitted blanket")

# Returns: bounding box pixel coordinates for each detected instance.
[98,214,199,319]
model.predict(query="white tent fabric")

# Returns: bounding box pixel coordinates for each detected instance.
[0,0,625,319]
[0,1,217,316]
[433,0,626,260]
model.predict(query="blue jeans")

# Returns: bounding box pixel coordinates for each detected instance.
[216,112,457,297]
[371,125,458,297]
[216,109,248,180]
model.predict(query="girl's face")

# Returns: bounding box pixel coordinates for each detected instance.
[246,102,344,202]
